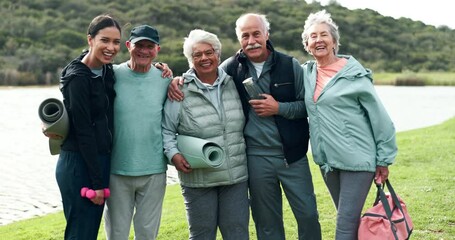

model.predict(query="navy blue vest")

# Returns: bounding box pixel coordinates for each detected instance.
[225,42,309,163]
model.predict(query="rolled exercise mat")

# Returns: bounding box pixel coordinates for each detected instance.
[177,135,225,168]
[38,98,69,155]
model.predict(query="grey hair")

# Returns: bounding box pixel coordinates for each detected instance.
[301,10,340,55]
[183,29,222,68]
[235,13,270,41]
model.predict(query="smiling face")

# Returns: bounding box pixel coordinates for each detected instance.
[191,42,219,77]
[238,15,269,63]
[307,23,336,61]
[87,26,121,67]
[126,39,160,72]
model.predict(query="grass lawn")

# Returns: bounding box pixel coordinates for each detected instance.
[1,118,454,239]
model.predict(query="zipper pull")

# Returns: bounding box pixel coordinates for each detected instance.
[284,158,289,168]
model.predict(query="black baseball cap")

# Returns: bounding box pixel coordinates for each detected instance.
[128,25,160,44]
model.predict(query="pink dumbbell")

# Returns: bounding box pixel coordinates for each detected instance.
[80,187,110,199]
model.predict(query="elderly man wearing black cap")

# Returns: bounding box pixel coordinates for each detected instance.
[104,25,172,240]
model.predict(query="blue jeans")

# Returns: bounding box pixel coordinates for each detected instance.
[248,155,321,240]
[181,181,249,240]
[55,150,110,240]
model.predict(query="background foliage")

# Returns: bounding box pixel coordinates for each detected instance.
[1,0,455,85]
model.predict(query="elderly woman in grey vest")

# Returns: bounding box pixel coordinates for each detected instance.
[162,29,249,240]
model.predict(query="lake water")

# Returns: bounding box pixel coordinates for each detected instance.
[0,86,454,226]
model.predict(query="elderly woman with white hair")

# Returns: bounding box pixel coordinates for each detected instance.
[162,29,249,240]
[301,10,398,240]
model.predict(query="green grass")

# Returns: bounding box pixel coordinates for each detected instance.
[2,118,455,239]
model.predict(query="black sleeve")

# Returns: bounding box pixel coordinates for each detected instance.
[67,77,103,189]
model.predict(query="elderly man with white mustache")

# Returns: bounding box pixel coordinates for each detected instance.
[221,13,322,240]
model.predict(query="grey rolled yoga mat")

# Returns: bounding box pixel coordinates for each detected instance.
[38,98,69,155]
[177,135,225,168]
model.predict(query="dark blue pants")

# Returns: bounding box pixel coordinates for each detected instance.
[56,150,110,240]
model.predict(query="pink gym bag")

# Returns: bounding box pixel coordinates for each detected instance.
[358,180,413,240]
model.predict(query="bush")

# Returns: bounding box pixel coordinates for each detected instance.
[395,74,427,86]
[0,69,31,85]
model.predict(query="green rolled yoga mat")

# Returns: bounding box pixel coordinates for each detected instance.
[177,135,225,168]
[38,98,69,155]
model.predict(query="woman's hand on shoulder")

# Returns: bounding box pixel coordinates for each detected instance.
[154,62,173,78]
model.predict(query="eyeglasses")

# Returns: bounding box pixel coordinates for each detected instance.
[192,49,216,60]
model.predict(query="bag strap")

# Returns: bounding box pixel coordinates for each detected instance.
[384,180,413,236]
[376,180,412,240]
[373,183,383,206]
[376,183,398,239]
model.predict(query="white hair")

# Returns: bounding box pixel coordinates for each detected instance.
[301,10,341,54]
[235,13,270,41]
[183,29,222,68]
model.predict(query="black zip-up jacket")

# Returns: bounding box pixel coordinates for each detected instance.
[59,51,116,189]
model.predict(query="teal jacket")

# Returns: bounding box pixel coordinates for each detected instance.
[302,56,397,173]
